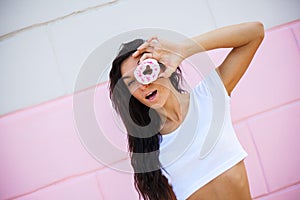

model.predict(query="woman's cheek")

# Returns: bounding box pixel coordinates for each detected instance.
[132,91,144,102]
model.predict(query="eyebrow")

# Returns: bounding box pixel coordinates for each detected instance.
[121,75,132,81]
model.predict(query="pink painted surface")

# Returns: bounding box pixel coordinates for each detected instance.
[94,83,129,153]
[234,123,268,197]
[230,24,300,122]
[255,184,300,200]
[0,20,300,199]
[0,96,103,199]
[291,22,300,48]
[16,174,103,200]
[96,160,139,200]
[248,101,300,192]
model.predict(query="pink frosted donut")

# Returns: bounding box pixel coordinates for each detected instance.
[134,58,160,85]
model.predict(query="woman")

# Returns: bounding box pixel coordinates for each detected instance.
[109,22,264,200]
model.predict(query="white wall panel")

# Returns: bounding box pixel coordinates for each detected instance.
[0,26,65,115]
[207,0,300,28]
[0,0,115,36]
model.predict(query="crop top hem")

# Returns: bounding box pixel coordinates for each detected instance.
[177,151,248,200]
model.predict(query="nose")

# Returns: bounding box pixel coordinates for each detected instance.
[139,83,150,90]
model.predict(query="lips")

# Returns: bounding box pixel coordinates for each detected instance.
[145,90,157,101]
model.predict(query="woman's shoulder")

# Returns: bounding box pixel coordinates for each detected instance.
[192,69,231,100]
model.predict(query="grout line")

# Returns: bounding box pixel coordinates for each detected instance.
[94,173,106,199]
[245,121,270,193]
[205,0,218,28]
[45,23,69,95]
[266,19,300,32]
[253,181,300,199]
[290,27,300,52]
[0,80,109,119]
[232,98,300,124]
[7,167,104,200]
[0,0,119,42]
[8,157,129,200]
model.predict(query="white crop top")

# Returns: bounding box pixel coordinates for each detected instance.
[159,69,247,200]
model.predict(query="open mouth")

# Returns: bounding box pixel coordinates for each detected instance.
[146,90,157,100]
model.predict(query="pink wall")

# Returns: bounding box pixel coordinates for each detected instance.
[1,20,300,200]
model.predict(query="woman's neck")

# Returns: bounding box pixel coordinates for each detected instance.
[157,89,190,125]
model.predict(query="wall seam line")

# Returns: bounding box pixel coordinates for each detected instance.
[0,0,119,42]
[245,121,270,193]
[232,98,300,124]
[205,0,218,28]
[6,156,129,199]
[253,181,300,199]
[290,27,300,51]
[94,172,106,199]
[6,166,106,200]
[45,24,69,95]
[0,81,108,119]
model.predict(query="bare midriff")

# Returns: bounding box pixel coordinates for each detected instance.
[186,161,252,200]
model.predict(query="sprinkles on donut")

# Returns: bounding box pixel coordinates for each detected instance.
[134,58,160,85]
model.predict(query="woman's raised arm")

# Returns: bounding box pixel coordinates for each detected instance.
[185,21,265,96]
[132,22,265,95]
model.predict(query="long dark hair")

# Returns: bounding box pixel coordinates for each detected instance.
[109,39,184,200]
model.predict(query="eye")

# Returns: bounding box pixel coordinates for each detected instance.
[127,80,135,87]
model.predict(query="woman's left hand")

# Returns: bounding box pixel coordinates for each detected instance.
[132,37,186,78]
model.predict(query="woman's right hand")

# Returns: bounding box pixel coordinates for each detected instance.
[132,37,187,78]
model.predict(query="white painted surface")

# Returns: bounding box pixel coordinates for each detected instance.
[208,0,300,28]
[0,0,115,36]
[0,26,65,115]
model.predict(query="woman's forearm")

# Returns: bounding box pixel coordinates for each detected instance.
[181,21,265,58]
[131,21,264,78]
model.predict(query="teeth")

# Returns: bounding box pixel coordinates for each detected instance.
[146,91,154,97]
[146,90,156,99]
